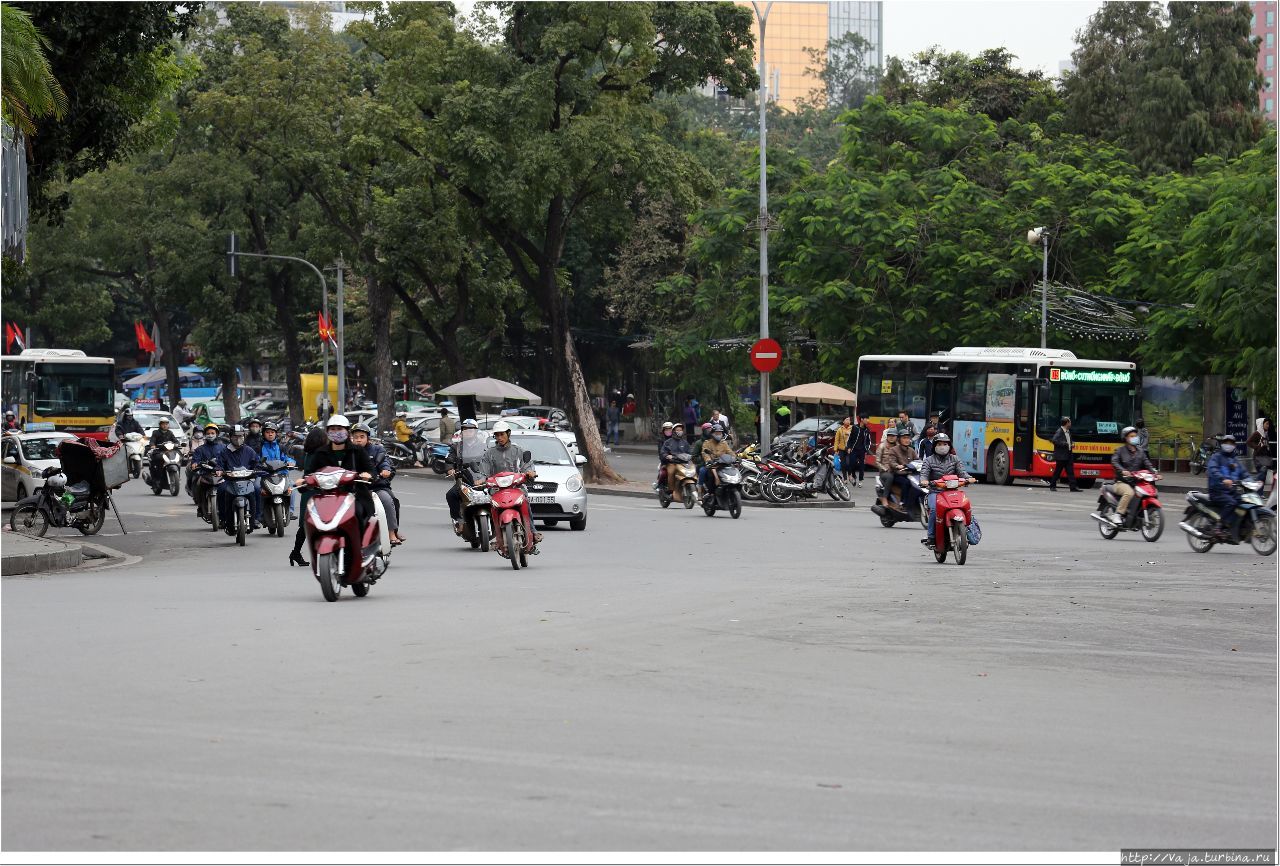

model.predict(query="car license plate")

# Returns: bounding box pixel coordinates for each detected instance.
[1079,469,1099,476]
[530,495,556,504]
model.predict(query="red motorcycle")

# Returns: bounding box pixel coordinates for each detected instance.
[1091,469,1164,542]
[487,468,537,570]
[930,474,976,565]
[302,467,390,601]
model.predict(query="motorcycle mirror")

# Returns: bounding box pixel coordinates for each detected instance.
[522,450,532,463]
[1,455,15,465]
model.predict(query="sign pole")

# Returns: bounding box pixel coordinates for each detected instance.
[751,0,773,449]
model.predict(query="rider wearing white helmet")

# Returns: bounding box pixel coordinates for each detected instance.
[308,412,378,524]
[446,418,485,533]
[478,419,541,545]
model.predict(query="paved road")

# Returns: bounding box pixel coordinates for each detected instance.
[3,469,1275,851]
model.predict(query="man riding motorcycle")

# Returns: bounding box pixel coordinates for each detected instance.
[243,418,264,454]
[256,422,290,464]
[918,432,972,549]
[700,424,734,500]
[446,418,487,534]
[878,426,918,515]
[1206,433,1248,542]
[189,422,225,512]
[147,417,180,477]
[660,422,692,496]
[653,420,674,491]
[352,422,404,545]
[478,420,541,544]
[115,406,143,440]
[1108,425,1160,526]
[214,424,263,533]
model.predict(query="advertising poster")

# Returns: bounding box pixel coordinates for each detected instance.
[952,420,987,475]
[1140,376,1202,460]
[985,373,1015,421]
[1225,385,1250,442]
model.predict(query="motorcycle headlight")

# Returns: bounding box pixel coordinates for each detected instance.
[565,473,582,493]
[496,474,515,488]
[314,472,341,490]
[945,479,959,489]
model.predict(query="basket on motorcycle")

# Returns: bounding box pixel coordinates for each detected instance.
[57,438,128,493]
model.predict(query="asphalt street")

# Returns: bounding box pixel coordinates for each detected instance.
[2,465,1275,851]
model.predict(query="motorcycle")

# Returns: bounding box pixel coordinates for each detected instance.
[762,446,851,503]
[487,461,538,570]
[379,436,415,469]
[141,441,183,497]
[735,443,765,500]
[455,468,493,552]
[1090,470,1164,542]
[1189,436,1222,476]
[259,459,294,538]
[700,452,744,519]
[123,432,144,478]
[302,466,391,601]
[190,461,221,531]
[928,474,977,565]
[1178,479,1276,556]
[657,450,698,509]
[9,466,110,537]
[422,439,451,475]
[871,458,929,529]
[219,467,264,547]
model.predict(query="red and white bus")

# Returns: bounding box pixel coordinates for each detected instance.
[855,347,1138,487]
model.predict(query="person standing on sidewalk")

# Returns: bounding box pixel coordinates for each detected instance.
[438,407,456,443]
[1049,416,1079,492]
[847,416,871,486]
[606,400,622,447]
[834,416,853,482]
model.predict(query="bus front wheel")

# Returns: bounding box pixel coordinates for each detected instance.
[988,442,1012,486]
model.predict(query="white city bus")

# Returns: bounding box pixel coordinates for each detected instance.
[1,349,117,439]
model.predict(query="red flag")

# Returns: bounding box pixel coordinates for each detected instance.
[134,321,156,353]
[317,312,337,349]
[4,322,16,352]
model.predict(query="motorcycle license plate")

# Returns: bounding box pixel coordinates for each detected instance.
[530,495,556,504]
[1079,469,1099,476]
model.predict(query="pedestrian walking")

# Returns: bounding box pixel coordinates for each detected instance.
[834,416,853,480]
[1248,417,1274,480]
[1049,416,1078,492]
[438,406,456,443]
[774,404,791,435]
[1135,418,1149,457]
[606,400,622,447]
[847,416,871,486]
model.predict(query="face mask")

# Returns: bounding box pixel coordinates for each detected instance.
[712,433,723,442]
[228,440,241,450]
[1127,436,1140,446]
[328,429,348,443]
[1221,443,1236,454]
[934,444,950,455]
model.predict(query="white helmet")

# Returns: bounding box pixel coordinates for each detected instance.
[326,414,351,428]
[492,420,512,434]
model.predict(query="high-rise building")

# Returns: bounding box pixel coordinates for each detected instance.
[735,1,883,111]
[1251,1,1277,121]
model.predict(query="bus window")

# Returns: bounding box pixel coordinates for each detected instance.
[857,369,880,418]
[878,374,926,418]
[955,371,986,420]
[1036,379,1135,440]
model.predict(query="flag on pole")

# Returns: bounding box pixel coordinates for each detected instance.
[317,312,337,349]
[4,322,25,352]
[134,321,157,353]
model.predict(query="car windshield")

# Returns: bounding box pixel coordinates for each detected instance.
[198,403,226,421]
[33,363,114,418]
[790,418,820,433]
[134,412,176,430]
[23,436,69,461]
[511,434,572,465]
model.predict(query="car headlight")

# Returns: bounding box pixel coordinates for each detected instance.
[565,473,582,493]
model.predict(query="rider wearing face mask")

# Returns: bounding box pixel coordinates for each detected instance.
[700,424,733,499]
[1207,433,1248,541]
[1109,425,1158,526]
[919,433,972,549]
[308,414,376,526]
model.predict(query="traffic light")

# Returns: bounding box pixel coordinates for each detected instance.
[226,232,238,277]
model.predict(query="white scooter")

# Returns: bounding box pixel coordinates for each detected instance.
[140,441,183,496]
[123,432,145,479]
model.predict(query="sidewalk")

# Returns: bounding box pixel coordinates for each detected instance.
[1,532,84,576]
[583,480,856,508]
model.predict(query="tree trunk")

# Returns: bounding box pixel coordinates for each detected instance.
[546,289,622,483]
[267,270,305,425]
[366,270,396,433]
[154,307,182,410]
[220,366,241,424]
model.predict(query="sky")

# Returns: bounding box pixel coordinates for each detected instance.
[882,0,1107,77]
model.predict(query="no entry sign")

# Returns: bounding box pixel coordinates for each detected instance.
[750,338,782,373]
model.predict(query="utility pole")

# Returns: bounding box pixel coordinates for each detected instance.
[1027,226,1050,349]
[333,257,345,410]
[751,0,773,448]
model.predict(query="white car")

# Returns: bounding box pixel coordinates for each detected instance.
[132,410,189,448]
[1,432,77,502]
[507,429,588,531]
[485,414,579,456]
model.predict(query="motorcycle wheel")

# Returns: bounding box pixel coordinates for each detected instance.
[1191,462,1204,476]
[168,468,180,496]
[741,475,762,500]
[236,505,247,547]
[1249,513,1276,556]
[478,516,490,552]
[273,503,287,537]
[682,482,696,509]
[729,489,742,520]
[1185,512,1215,553]
[352,580,370,597]
[1097,505,1120,540]
[835,476,852,501]
[503,522,520,570]
[131,460,141,479]
[10,503,49,538]
[76,497,107,536]
[766,474,795,504]
[150,478,161,496]
[658,486,671,508]
[951,523,968,565]
[932,538,947,563]
[918,505,929,530]
[208,494,220,532]
[702,499,716,517]
[317,552,341,601]
[1140,507,1165,543]
[517,526,529,568]
[879,513,896,528]
[431,458,447,475]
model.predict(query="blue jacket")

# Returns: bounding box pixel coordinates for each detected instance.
[258,438,291,466]
[1207,450,1246,494]
[215,444,260,472]
[191,440,225,469]
[363,441,394,490]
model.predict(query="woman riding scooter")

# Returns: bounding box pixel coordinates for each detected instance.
[918,433,973,550]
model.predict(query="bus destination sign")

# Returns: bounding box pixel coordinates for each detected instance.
[1049,368,1132,384]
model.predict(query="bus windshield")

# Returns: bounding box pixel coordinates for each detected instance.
[34,363,115,418]
[1036,378,1135,441]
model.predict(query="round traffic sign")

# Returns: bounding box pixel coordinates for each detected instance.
[750,338,782,373]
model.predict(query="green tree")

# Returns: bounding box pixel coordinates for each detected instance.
[880,47,1061,124]
[1062,1,1264,173]
[0,3,66,139]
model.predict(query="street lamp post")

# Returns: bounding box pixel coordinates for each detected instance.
[327,257,346,410]
[751,0,773,447]
[1027,226,1050,349]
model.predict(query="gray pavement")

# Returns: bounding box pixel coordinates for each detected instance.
[2,468,1275,851]
[0,532,83,575]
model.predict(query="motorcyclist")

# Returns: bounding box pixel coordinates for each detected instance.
[243,418,264,454]
[352,422,404,545]
[875,426,900,511]
[1108,425,1159,526]
[115,406,143,439]
[692,421,713,486]
[446,418,486,535]
[700,423,734,500]
[172,398,194,432]
[478,420,540,544]
[189,422,225,511]
[1207,433,1247,542]
[256,422,292,466]
[653,421,674,491]
[307,413,377,529]
[214,424,263,533]
[146,417,180,476]
[3,410,18,431]
[918,432,972,549]
[660,422,692,496]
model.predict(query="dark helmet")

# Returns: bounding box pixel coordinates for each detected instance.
[933,432,951,444]
[263,421,278,433]
[352,422,372,435]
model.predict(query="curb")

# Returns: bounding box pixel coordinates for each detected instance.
[1,535,85,576]
[585,485,858,509]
